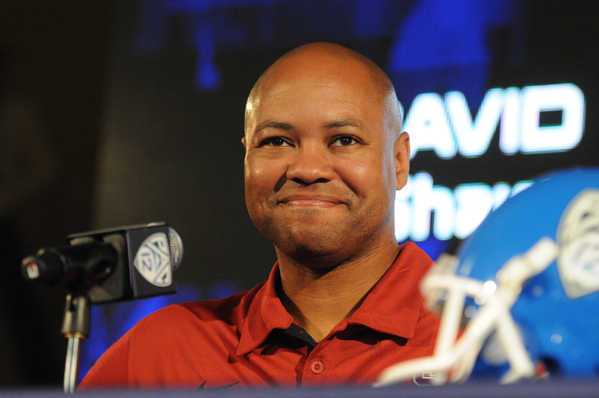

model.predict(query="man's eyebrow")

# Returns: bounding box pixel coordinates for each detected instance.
[255,120,294,133]
[254,118,363,134]
[323,118,364,130]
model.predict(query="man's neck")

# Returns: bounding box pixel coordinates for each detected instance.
[277,242,400,342]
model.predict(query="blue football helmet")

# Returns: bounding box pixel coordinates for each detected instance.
[376,167,599,386]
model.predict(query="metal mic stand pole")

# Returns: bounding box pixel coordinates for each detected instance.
[61,293,91,393]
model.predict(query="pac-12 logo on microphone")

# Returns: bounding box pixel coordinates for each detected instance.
[133,232,173,287]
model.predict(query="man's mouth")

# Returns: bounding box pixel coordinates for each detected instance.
[277,194,344,207]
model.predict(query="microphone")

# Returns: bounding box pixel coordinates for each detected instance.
[21,222,183,304]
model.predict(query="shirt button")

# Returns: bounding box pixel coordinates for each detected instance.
[311,360,324,374]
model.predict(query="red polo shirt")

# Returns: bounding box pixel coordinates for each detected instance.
[79,242,439,389]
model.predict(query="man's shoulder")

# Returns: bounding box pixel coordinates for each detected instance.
[394,241,434,275]
[80,283,271,389]
[132,282,267,335]
[400,241,434,261]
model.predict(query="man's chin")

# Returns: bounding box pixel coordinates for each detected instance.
[273,235,356,268]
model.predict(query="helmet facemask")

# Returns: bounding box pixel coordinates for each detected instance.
[375,238,559,387]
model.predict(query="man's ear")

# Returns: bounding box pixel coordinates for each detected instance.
[394,132,410,190]
[241,136,247,149]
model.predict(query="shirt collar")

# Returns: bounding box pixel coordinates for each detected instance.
[346,242,433,339]
[236,264,294,356]
[236,242,433,355]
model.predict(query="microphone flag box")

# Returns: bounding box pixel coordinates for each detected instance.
[68,223,183,304]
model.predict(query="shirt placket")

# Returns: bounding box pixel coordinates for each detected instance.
[301,340,329,384]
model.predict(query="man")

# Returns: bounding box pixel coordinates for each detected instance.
[79,42,439,389]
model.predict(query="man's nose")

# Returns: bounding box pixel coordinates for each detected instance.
[286,143,335,184]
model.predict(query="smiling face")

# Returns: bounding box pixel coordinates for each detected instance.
[243,43,409,268]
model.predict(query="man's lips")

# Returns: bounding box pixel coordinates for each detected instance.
[277,194,345,207]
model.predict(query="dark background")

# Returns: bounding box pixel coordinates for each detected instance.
[0,0,598,388]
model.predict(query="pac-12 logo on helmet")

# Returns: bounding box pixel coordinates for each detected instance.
[557,189,599,298]
[375,167,599,386]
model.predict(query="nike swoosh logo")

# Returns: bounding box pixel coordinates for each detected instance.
[198,381,240,389]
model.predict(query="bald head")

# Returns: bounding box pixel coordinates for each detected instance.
[244,42,402,138]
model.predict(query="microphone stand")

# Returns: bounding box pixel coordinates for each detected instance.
[61,293,91,393]
[21,223,182,392]
[21,240,116,392]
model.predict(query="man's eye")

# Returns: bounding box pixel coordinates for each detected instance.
[262,137,290,147]
[332,136,359,146]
